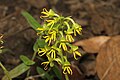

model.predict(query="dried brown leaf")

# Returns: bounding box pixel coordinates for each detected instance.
[96,35,120,80]
[73,36,111,53]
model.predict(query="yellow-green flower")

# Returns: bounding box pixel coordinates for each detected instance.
[47,48,56,59]
[40,8,49,18]
[48,30,57,41]
[43,30,57,45]
[43,35,52,45]
[73,51,81,60]
[41,56,54,70]
[54,58,62,65]
[59,43,67,51]
[38,46,49,56]
[40,8,58,19]
[70,46,81,60]
[62,62,72,75]
[63,66,72,75]
[65,29,74,42]
[46,19,55,28]
[41,61,49,70]
[59,37,68,51]
[37,27,45,35]
[73,23,82,36]
[66,34,74,42]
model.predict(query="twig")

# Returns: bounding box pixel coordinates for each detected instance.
[0,11,16,22]
[3,27,32,39]
[25,68,51,80]
[25,74,44,80]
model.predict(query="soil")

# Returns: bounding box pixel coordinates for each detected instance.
[0,0,120,80]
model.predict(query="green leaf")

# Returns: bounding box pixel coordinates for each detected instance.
[33,38,46,52]
[36,67,52,80]
[33,40,39,52]
[20,55,35,66]
[53,65,62,80]
[21,11,42,31]
[37,38,46,48]
[2,63,30,80]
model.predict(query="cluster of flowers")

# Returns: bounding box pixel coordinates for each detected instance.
[37,8,82,75]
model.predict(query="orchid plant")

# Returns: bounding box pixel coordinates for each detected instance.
[22,8,82,80]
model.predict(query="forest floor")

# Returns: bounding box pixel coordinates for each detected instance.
[0,0,120,80]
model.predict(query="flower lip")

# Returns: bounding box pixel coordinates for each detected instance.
[70,46,82,60]
[72,23,82,36]
[41,61,49,70]
[59,42,67,51]
[37,27,44,31]
[38,46,49,56]
[43,35,52,45]
[66,34,74,42]
[73,51,81,60]
[62,62,72,75]
[47,48,56,59]
[40,8,58,19]
[40,8,49,18]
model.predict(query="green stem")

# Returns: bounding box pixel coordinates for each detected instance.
[59,51,64,63]
[59,31,64,37]
[26,69,31,77]
[65,74,69,80]
[32,52,37,61]
[0,62,12,80]
[64,21,70,29]
[65,17,75,24]
[27,52,37,77]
